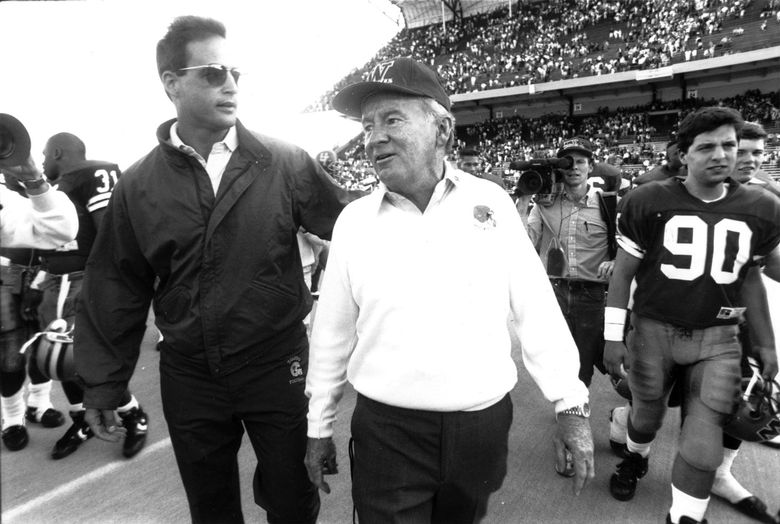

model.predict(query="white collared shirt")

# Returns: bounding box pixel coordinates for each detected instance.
[306,164,588,438]
[170,123,238,195]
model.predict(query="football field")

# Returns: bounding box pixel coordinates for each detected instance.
[2,277,779,524]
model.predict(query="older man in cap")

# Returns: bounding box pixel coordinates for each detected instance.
[304,57,594,523]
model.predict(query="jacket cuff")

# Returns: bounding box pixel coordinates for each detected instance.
[83,383,129,410]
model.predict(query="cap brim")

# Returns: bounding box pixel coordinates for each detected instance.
[557,146,592,158]
[332,81,434,119]
[0,114,31,167]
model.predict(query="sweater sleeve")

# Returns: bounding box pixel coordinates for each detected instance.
[0,184,78,249]
[504,198,589,412]
[305,211,359,438]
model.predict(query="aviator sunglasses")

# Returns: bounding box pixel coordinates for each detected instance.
[176,63,241,86]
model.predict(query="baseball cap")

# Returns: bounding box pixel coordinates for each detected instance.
[557,137,593,159]
[332,57,451,119]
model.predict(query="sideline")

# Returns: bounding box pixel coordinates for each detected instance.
[2,437,172,523]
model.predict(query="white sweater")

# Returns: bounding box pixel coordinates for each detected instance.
[306,167,588,438]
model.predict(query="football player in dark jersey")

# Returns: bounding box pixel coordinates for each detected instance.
[35,132,149,460]
[608,120,780,524]
[603,107,780,524]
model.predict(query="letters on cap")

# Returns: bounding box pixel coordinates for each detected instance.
[332,57,451,119]
[557,137,593,158]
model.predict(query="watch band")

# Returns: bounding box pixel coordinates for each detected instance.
[557,403,590,419]
[20,177,48,190]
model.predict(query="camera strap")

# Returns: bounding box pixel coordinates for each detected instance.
[536,208,567,277]
[596,191,618,259]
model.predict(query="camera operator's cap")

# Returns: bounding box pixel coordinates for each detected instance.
[0,113,32,167]
[332,57,451,119]
[557,137,593,159]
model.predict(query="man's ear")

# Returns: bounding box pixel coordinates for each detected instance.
[161,71,180,101]
[53,147,64,160]
[436,116,453,147]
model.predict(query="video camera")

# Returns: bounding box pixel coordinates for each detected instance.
[500,157,573,204]
[0,114,32,168]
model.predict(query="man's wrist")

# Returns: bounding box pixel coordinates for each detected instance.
[556,402,590,419]
[604,306,627,341]
[20,174,50,195]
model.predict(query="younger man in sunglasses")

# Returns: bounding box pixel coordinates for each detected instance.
[74,15,354,524]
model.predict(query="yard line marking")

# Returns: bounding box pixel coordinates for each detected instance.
[2,437,171,522]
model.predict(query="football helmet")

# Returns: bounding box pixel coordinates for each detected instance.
[724,366,780,442]
[20,319,76,382]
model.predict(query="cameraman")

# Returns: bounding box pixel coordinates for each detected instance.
[525,138,614,388]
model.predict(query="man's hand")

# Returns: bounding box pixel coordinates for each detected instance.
[84,407,126,443]
[604,340,629,379]
[20,288,43,322]
[0,154,43,184]
[597,260,615,280]
[553,415,595,496]
[754,345,779,382]
[304,437,338,494]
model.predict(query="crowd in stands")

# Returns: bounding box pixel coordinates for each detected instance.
[305,0,780,112]
[324,89,780,191]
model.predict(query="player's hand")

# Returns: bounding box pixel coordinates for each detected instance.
[597,260,615,280]
[754,345,778,382]
[304,437,338,494]
[553,415,595,496]
[604,340,629,379]
[84,407,126,443]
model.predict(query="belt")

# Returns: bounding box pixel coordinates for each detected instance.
[550,279,606,291]
[45,270,85,279]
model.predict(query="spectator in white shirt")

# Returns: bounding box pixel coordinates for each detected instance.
[1,152,78,250]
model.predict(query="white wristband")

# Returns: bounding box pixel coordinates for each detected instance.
[604,306,627,342]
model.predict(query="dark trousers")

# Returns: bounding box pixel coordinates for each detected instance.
[551,279,607,387]
[159,339,319,524]
[351,393,513,524]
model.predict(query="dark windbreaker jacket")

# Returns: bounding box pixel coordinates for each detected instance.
[75,119,355,408]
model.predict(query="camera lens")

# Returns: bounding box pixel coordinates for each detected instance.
[0,127,15,160]
[517,170,543,195]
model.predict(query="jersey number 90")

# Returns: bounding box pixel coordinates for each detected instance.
[661,215,751,284]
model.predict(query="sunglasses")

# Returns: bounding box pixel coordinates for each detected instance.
[176,64,241,87]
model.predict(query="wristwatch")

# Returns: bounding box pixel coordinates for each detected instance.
[20,177,48,190]
[557,402,590,419]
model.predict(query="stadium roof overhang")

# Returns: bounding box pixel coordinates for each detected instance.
[389,0,527,29]
[449,47,780,120]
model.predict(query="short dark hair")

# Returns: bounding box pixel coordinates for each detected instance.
[677,106,744,153]
[739,121,768,142]
[156,16,226,78]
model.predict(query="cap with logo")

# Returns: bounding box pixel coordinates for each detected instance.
[332,57,451,119]
[557,137,593,159]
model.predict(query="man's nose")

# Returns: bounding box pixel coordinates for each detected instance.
[365,125,388,148]
[222,73,238,93]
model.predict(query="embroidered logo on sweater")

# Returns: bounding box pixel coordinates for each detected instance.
[473,205,496,229]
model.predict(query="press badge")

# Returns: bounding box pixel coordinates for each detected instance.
[716,307,746,320]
